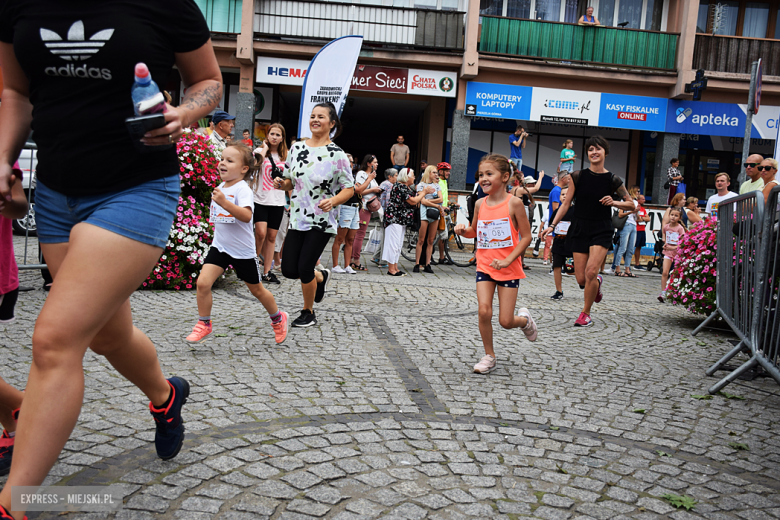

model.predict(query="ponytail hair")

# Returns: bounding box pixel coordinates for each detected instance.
[267,123,288,162]
[563,139,573,148]
[226,141,262,189]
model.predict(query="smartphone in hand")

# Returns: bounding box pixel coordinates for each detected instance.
[125,114,172,154]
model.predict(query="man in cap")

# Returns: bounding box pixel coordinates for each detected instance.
[209,110,236,155]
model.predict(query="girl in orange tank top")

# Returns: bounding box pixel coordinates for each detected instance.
[454,154,539,375]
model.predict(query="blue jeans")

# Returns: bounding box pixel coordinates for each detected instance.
[612,223,636,270]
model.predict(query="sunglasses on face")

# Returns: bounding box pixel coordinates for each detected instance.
[758,166,776,171]
[744,163,759,168]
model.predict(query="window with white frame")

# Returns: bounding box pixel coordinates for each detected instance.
[592,0,664,29]
[319,0,464,9]
[482,0,580,21]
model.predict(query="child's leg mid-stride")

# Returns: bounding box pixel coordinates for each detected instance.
[188,263,224,343]
[245,282,288,344]
[496,285,537,342]
[659,257,673,302]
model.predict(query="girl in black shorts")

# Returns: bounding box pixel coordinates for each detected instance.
[542,135,635,327]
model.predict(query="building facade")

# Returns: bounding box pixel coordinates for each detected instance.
[190,0,779,204]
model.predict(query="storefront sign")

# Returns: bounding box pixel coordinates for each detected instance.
[667,100,780,139]
[598,93,667,131]
[464,82,533,119]
[257,57,456,98]
[531,87,600,126]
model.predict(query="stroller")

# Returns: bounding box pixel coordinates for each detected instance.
[646,230,664,272]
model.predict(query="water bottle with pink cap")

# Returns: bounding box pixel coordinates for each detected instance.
[131,62,167,116]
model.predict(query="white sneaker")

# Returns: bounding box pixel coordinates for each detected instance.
[332,265,346,273]
[344,266,357,274]
[473,355,497,374]
[517,308,538,342]
[542,260,548,265]
[603,267,614,275]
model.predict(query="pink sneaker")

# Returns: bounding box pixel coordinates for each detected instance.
[272,311,289,344]
[594,274,604,303]
[574,312,593,327]
[517,308,537,341]
[185,321,212,343]
[473,355,497,374]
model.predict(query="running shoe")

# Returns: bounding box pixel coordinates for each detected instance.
[292,309,317,328]
[549,268,554,276]
[331,265,346,274]
[658,291,665,303]
[0,431,14,476]
[314,269,330,303]
[550,291,564,300]
[594,274,603,303]
[262,272,281,284]
[574,312,593,327]
[0,504,27,520]
[272,311,289,344]
[185,321,212,343]
[603,267,614,275]
[473,355,497,374]
[344,266,357,274]
[429,258,438,265]
[314,263,324,272]
[423,265,434,274]
[370,258,382,266]
[517,308,538,341]
[149,376,190,460]
[412,265,420,273]
[634,265,646,271]
[542,260,548,265]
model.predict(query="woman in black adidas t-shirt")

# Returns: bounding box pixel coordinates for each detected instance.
[0,2,222,513]
[542,135,635,328]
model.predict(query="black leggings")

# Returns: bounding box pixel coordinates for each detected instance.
[282,229,332,284]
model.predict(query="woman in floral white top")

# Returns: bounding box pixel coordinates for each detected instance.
[274,103,354,328]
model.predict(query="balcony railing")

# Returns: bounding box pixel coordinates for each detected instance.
[195,0,243,33]
[255,0,464,50]
[693,34,780,76]
[479,16,678,72]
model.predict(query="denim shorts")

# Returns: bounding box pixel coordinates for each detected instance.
[420,205,441,222]
[36,174,180,248]
[338,204,361,230]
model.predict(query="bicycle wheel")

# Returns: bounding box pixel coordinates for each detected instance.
[445,229,477,267]
[401,228,419,262]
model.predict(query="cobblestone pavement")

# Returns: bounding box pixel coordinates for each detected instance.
[4,236,780,519]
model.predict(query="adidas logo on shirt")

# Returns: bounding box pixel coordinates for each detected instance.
[41,21,114,80]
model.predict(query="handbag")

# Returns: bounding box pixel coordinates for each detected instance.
[663,180,671,190]
[366,197,381,212]
[677,181,686,195]
[611,209,628,230]
[426,207,440,220]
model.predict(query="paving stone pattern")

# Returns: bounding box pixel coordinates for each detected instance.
[5,236,780,519]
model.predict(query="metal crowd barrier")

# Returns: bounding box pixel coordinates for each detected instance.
[691,192,764,392]
[15,142,47,271]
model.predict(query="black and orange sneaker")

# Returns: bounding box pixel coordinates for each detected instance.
[149,377,189,460]
[0,408,19,476]
[0,503,27,519]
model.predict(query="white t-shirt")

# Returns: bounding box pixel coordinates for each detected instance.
[254,153,286,206]
[210,180,256,259]
[706,191,738,219]
[626,199,639,226]
[355,170,379,201]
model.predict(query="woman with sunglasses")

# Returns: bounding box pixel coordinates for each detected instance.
[759,158,779,204]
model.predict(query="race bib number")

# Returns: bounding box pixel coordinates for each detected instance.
[554,221,571,236]
[666,231,679,246]
[210,194,236,224]
[477,217,514,249]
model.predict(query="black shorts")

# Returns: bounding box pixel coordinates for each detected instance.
[566,218,613,254]
[204,247,262,285]
[476,271,520,288]
[551,236,571,257]
[253,203,285,230]
[552,253,567,269]
[636,230,646,250]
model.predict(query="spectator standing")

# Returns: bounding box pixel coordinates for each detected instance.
[383,168,433,276]
[210,110,236,156]
[252,123,288,284]
[241,129,253,147]
[559,139,576,173]
[633,193,650,270]
[274,102,354,327]
[390,135,410,171]
[414,165,443,273]
[0,3,223,514]
[435,162,454,265]
[609,186,639,277]
[509,125,528,172]
[684,196,702,226]
[666,158,683,205]
[740,154,765,194]
[371,168,398,267]
[662,193,687,228]
[759,158,779,203]
[705,173,738,219]
[350,155,381,271]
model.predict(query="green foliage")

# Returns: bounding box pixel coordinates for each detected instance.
[662,493,697,511]
[729,442,749,451]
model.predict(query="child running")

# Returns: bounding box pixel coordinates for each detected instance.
[455,154,538,374]
[549,187,575,300]
[658,207,686,303]
[186,142,288,344]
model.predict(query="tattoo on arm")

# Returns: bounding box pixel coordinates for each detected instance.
[181,81,222,113]
[616,185,630,201]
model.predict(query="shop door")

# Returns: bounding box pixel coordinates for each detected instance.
[688,151,736,202]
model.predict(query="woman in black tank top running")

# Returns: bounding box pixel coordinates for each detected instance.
[542,135,635,328]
